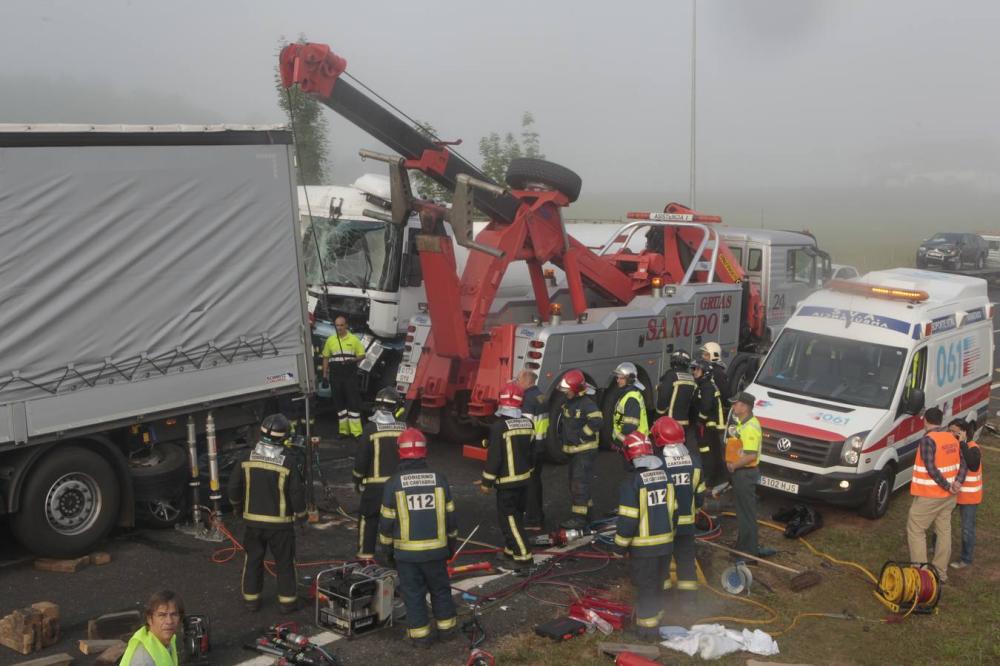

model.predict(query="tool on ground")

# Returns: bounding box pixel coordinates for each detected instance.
[534,616,588,642]
[568,596,633,631]
[699,539,822,591]
[569,606,613,635]
[449,561,494,578]
[315,563,398,637]
[246,640,321,665]
[463,603,495,666]
[180,614,211,664]
[720,562,754,595]
[615,652,662,666]
[527,527,595,547]
[450,524,481,563]
[873,561,940,616]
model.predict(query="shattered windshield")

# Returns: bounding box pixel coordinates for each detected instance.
[302,217,401,291]
[756,329,907,409]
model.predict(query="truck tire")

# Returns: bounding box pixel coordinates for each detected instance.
[727,354,758,399]
[858,465,895,519]
[505,158,583,203]
[11,446,120,558]
[129,443,190,502]
[138,493,189,529]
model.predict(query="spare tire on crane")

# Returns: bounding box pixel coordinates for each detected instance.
[505,158,583,203]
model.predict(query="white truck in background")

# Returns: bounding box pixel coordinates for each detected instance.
[748,268,993,518]
[298,176,832,401]
[0,125,313,557]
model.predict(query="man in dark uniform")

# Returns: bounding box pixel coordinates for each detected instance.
[557,369,603,529]
[656,350,698,459]
[353,388,404,560]
[700,342,731,408]
[480,382,535,570]
[612,432,676,640]
[518,369,549,531]
[651,416,704,593]
[378,428,459,647]
[227,414,307,613]
[691,359,725,486]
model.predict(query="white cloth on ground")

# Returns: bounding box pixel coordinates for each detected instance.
[659,623,780,660]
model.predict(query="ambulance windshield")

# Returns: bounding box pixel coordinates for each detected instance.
[756,330,907,409]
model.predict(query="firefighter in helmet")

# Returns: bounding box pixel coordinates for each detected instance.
[691,358,726,486]
[650,416,704,593]
[227,413,307,613]
[378,428,459,647]
[518,369,550,531]
[655,350,698,458]
[612,432,676,639]
[699,341,731,408]
[480,382,535,570]
[557,369,603,529]
[611,362,649,450]
[353,387,405,560]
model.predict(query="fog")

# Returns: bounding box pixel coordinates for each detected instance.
[3,0,999,265]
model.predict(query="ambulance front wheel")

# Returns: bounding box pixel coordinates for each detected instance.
[858,465,895,519]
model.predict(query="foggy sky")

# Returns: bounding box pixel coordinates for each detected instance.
[2,0,999,224]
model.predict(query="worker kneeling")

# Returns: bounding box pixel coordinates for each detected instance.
[613,432,677,640]
[480,382,536,571]
[651,416,704,592]
[377,428,459,647]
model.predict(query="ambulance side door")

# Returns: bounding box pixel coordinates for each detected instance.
[894,347,928,484]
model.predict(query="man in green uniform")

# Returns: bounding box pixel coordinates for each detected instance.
[727,392,774,558]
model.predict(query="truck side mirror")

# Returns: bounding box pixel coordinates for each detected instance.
[904,389,925,416]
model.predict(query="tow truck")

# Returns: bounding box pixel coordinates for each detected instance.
[280,42,832,445]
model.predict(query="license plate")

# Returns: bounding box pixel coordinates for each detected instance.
[758,476,799,494]
[396,364,417,384]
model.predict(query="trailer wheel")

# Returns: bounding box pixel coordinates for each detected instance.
[129,443,189,502]
[138,492,189,529]
[858,465,895,519]
[12,446,120,558]
[505,158,583,203]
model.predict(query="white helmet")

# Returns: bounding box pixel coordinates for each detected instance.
[700,341,722,363]
[614,362,637,383]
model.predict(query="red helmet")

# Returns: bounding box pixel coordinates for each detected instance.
[397,427,428,459]
[498,382,524,409]
[650,417,685,448]
[557,369,586,396]
[621,432,654,461]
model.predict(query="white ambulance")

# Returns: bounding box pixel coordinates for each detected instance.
[745,268,993,518]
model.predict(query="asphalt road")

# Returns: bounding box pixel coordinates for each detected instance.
[2,282,999,666]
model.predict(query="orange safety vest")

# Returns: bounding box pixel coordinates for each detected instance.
[911,430,961,498]
[958,441,983,505]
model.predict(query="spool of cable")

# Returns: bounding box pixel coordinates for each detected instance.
[721,562,753,595]
[873,561,940,616]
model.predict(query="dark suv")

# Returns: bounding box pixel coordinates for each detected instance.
[916,232,989,270]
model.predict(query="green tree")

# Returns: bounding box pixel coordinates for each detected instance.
[275,36,330,185]
[478,111,542,184]
[412,121,452,203]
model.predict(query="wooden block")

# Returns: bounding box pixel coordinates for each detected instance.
[0,607,43,654]
[94,642,127,664]
[30,604,59,647]
[10,652,74,666]
[78,639,125,655]
[90,552,112,566]
[33,557,90,573]
[597,642,660,658]
[29,604,58,622]
[86,610,141,641]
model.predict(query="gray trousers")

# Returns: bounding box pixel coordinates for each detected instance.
[732,467,761,556]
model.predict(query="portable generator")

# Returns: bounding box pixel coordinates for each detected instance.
[315,564,398,637]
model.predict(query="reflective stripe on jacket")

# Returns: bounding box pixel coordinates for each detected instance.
[613,388,649,443]
[958,441,983,505]
[379,461,457,561]
[614,459,676,556]
[911,431,962,498]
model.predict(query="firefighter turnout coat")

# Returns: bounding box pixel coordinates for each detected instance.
[482,417,535,489]
[227,441,307,527]
[614,456,676,556]
[561,395,603,454]
[379,460,458,562]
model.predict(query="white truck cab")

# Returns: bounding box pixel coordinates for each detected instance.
[747,268,993,518]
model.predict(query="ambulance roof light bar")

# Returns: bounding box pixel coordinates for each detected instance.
[828,278,929,303]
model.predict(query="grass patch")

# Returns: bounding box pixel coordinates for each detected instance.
[490,438,1000,665]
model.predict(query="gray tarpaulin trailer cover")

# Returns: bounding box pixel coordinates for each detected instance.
[0,125,312,448]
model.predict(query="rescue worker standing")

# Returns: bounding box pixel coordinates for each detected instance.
[655,350,698,456]
[612,362,649,450]
[691,359,725,485]
[353,388,405,560]
[726,393,774,559]
[321,316,366,438]
[378,428,459,647]
[613,432,676,639]
[227,414,307,613]
[518,369,549,531]
[651,416,704,592]
[950,418,982,570]
[700,342,731,408]
[906,407,965,582]
[557,369,603,529]
[480,382,535,570]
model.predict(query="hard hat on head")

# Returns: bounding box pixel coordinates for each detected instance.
[558,369,587,396]
[397,427,428,459]
[260,413,291,445]
[700,341,722,363]
[650,416,686,447]
[497,382,524,409]
[621,431,654,462]
[374,387,402,411]
[670,349,692,369]
[614,362,637,382]
[690,358,712,374]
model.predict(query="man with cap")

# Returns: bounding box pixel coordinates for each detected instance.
[378,428,459,647]
[480,382,535,570]
[726,391,774,558]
